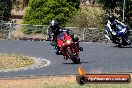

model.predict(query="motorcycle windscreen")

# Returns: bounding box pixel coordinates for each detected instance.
[116,24,124,31]
[57,32,67,47]
[57,32,67,41]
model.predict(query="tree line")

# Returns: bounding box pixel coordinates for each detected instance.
[0,0,131,28]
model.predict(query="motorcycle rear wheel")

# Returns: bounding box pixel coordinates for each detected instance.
[124,38,131,45]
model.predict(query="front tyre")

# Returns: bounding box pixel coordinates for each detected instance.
[104,29,113,42]
[67,48,80,64]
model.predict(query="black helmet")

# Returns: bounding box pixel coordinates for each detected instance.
[108,14,116,23]
[50,20,60,31]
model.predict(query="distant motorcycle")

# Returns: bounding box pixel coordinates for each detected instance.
[55,31,80,64]
[104,23,131,47]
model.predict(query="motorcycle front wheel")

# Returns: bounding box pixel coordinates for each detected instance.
[67,48,80,64]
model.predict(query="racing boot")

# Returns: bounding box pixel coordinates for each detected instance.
[54,46,63,55]
[49,37,54,46]
[50,41,56,46]
[79,47,83,51]
[64,56,68,60]
[54,46,59,55]
[76,42,83,51]
[73,36,83,51]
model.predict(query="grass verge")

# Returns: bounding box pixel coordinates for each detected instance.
[0,54,34,70]
[0,75,131,88]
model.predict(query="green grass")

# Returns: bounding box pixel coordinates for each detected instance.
[41,83,131,88]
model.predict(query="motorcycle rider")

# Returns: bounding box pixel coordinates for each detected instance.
[106,14,128,42]
[48,20,83,56]
[48,20,61,43]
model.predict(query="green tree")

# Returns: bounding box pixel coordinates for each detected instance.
[23,0,80,25]
[125,0,132,28]
[98,0,118,13]
[98,0,132,28]
[0,0,15,21]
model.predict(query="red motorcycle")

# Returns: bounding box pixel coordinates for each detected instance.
[56,31,80,64]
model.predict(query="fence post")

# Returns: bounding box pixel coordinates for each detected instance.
[8,23,12,39]
[83,28,86,40]
[46,27,49,40]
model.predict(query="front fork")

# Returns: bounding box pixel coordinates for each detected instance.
[65,45,79,59]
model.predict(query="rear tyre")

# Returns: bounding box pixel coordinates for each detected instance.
[67,48,80,64]
[125,39,131,45]
[122,37,131,46]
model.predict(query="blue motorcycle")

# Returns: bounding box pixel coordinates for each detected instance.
[104,23,131,47]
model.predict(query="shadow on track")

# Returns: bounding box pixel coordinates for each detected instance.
[63,61,88,65]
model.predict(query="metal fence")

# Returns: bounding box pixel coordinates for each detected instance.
[12,24,49,40]
[0,23,87,41]
[0,23,49,40]
[0,22,131,42]
[0,22,13,39]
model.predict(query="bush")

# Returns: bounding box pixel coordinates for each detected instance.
[23,0,80,25]
[23,0,80,34]
[66,6,104,29]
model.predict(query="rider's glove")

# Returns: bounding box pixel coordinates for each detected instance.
[112,31,116,35]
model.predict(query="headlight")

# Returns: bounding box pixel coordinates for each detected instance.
[66,40,72,44]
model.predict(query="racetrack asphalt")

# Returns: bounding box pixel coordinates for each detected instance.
[0,40,132,78]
